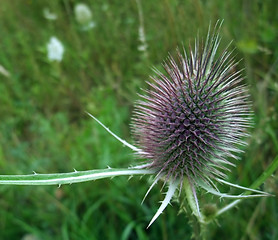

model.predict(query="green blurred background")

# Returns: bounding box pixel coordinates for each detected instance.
[0,0,277,239]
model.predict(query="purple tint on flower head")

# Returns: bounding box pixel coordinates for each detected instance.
[195,119,200,125]
[195,130,201,136]
[131,21,252,193]
[179,124,186,132]
[183,119,190,126]
[180,113,185,119]
[176,107,182,113]
[171,112,176,120]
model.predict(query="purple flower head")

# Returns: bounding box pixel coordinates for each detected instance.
[131,22,251,205]
[86,22,268,228]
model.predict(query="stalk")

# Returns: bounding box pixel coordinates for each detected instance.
[0,168,153,186]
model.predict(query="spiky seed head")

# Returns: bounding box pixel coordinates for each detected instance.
[131,23,252,188]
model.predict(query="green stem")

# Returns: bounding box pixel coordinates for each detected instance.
[215,154,278,217]
[183,177,206,240]
[0,168,153,185]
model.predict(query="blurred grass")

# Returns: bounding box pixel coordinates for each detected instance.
[0,0,277,239]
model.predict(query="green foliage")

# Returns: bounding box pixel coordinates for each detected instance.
[0,0,277,239]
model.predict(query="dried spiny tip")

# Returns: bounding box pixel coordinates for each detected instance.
[131,23,252,188]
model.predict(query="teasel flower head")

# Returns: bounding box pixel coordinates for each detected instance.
[131,22,255,226]
[85,22,268,228]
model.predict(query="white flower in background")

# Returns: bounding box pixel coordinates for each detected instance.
[74,3,95,31]
[74,3,92,24]
[47,37,64,62]
[43,8,57,21]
